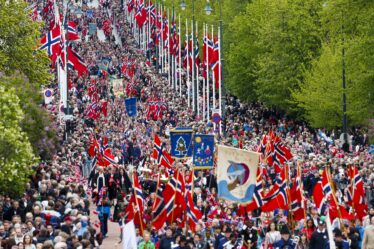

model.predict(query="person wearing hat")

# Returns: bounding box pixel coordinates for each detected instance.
[309,219,329,249]
[240,219,258,248]
[272,225,296,249]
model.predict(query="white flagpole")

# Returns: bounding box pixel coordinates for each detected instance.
[178,14,182,98]
[218,25,222,135]
[196,20,199,118]
[161,6,164,74]
[148,0,151,51]
[186,18,190,108]
[212,25,215,113]
[158,6,161,73]
[191,19,195,113]
[168,8,171,87]
[206,23,210,122]
[212,24,216,131]
[202,23,206,122]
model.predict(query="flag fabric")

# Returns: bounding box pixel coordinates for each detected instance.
[67,21,80,40]
[170,128,193,158]
[153,134,174,168]
[217,145,259,203]
[125,97,137,117]
[347,166,366,206]
[122,220,138,249]
[193,134,215,169]
[152,180,168,229]
[125,173,146,234]
[67,47,88,76]
[101,100,108,117]
[164,170,186,224]
[261,166,290,212]
[39,25,61,58]
[135,0,147,28]
[185,172,202,231]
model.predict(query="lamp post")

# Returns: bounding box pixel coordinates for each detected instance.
[205,0,226,136]
[341,23,349,152]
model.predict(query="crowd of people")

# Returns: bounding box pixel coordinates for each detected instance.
[1,0,374,249]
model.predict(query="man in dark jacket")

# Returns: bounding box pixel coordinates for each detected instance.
[310,219,329,249]
[159,227,174,249]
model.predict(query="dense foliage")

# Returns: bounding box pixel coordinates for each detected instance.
[162,0,373,129]
[0,1,59,194]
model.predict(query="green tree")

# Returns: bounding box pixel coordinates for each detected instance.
[0,85,37,196]
[293,0,374,128]
[0,1,59,159]
[227,0,323,107]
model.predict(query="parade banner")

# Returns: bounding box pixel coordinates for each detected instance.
[100,57,111,71]
[112,78,124,96]
[170,128,193,159]
[88,23,97,35]
[193,134,214,169]
[124,97,137,117]
[217,145,259,204]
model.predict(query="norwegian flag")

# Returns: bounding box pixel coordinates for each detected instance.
[185,172,202,231]
[135,0,147,28]
[147,1,156,25]
[39,25,62,58]
[101,100,108,117]
[152,134,174,168]
[290,166,306,221]
[127,0,135,12]
[67,21,80,40]
[347,166,366,206]
[194,34,200,68]
[86,102,101,120]
[162,13,169,42]
[202,33,213,65]
[125,173,146,234]
[261,166,290,212]
[152,180,168,229]
[67,47,88,76]
[164,170,186,224]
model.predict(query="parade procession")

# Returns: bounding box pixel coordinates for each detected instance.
[0,0,374,249]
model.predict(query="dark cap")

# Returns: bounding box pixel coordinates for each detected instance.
[280,225,290,235]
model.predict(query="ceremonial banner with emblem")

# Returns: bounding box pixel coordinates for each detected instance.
[170,128,193,159]
[217,145,259,204]
[112,79,124,96]
[193,134,215,169]
[124,97,137,117]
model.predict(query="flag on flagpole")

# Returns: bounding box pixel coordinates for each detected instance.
[122,220,137,249]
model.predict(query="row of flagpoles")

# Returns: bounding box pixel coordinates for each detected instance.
[125,0,223,131]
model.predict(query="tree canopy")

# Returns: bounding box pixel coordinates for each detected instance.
[0,1,59,195]
[164,0,373,129]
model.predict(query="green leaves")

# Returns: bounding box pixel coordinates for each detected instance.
[0,85,37,196]
[0,0,50,86]
[293,0,374,128]
[227,0,323,108]
[0,1,59,196]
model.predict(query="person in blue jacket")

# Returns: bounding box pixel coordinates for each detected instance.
[333,230,349,249]
[96,197,111,238]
